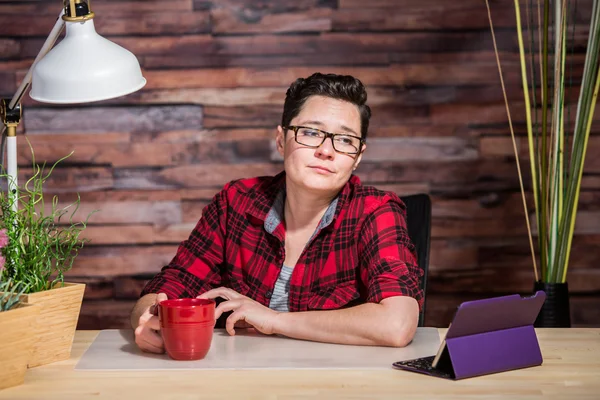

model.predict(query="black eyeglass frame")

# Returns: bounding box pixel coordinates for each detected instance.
[283,125,365,155]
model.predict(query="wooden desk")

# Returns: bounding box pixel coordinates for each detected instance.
[0,329,598,399]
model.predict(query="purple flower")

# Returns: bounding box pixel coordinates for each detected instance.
[0,229,8,249]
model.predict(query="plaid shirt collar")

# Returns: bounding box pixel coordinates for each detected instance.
[245,171,359,237]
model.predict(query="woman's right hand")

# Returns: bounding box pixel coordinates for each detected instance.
[134,292,168,353]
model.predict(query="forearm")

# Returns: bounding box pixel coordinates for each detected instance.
[130,293,157,330]
[272,298,418,347]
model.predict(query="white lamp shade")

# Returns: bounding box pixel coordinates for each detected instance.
[30,19,146,104]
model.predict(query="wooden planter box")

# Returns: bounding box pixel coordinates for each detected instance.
[21,282,86,368]
[0,303,40,390]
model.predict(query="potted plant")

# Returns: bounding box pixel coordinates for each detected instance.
[0,146,94,366]
[486,1,600,326]
[0,279,40,390]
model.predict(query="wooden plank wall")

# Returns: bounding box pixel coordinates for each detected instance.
[0,0,598,329]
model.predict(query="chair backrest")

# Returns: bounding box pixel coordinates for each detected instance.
[399,194,432,327]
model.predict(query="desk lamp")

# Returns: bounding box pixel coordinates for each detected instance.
[1,0,146,208]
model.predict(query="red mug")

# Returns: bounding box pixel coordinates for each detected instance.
[158,298,216,360]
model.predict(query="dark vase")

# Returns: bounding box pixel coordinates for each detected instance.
[533,281,571,328]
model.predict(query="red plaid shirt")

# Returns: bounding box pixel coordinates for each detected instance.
[141,172,424,311]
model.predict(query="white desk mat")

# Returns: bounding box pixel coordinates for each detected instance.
[75,328,441,370]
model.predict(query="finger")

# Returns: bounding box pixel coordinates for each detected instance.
[139,335,164,354]
[146,315,161,331]
[139,309,161,330]
[139,339,164,354]
[137,321,162,346]
[134,325,164,353]
[150,293,168,316]
[226,310,247,336]
[197,287,241,301]
[215,299,243,320]
[156,293,168,303]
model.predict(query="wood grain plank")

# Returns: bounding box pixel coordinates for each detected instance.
[52,201,182,225]
[565,211,600,235]
[76,277,115,300]
[181,200,211,223]
[0,59,33,72]
[50,190,183,203]
[202,105,281,128]
[112,163,283,190]
[43,188,219,204]
[583,175,600,190]
[432,216,530,238]
[365,137,479,162]
[180,188,224,200]
[369,125,472,138]
[81,225,165,246]
[388,51,587,66]
[153,223,196,244]
[17,167,113,193]
[431,103,526,125]
[23,106,203,134]
[0,0,195,15]
[143,53,392,69]
[154,163,283,188]
[152,128,275,142]
[367,85,525,106]
[333,6,516,31]
[68,246,178,277]
[431,193,533,219]
[111,87,286,106]
[77,300,137,330]
[23,132,131,144]
[211,8,331,34]
[428,268,600,293]
[429,236,600,271]
[113,276,152,300]
[94,12,210,35]
[339,0,490,9]
[570,297,600,327]
[356,159,522,186]
[0,38,20,60]
[194,0,337,12]
[372,183,430,196]
[339,0,595,16]
[20,140,238,170]
[0,70,15,94]
[480,136,600,173]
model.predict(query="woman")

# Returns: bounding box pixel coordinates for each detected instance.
[131,73,423,352]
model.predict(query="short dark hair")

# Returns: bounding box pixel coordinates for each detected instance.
[281,73,371,140]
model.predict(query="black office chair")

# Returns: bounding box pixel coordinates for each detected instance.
[400,194,432,327]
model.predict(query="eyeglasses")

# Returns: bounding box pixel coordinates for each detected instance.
[284,125,365,155]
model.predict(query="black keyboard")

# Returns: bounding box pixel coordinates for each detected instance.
[401,356,436,371]
[393,356,454,379]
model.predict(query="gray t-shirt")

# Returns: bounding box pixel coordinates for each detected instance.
[268,265,294,312]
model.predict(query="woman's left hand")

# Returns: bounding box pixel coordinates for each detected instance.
[197,287,279,336]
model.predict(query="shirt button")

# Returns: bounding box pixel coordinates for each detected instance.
[265,290,273,299]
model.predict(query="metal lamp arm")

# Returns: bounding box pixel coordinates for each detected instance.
[1,9,65,210]
[9,9,66,110]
